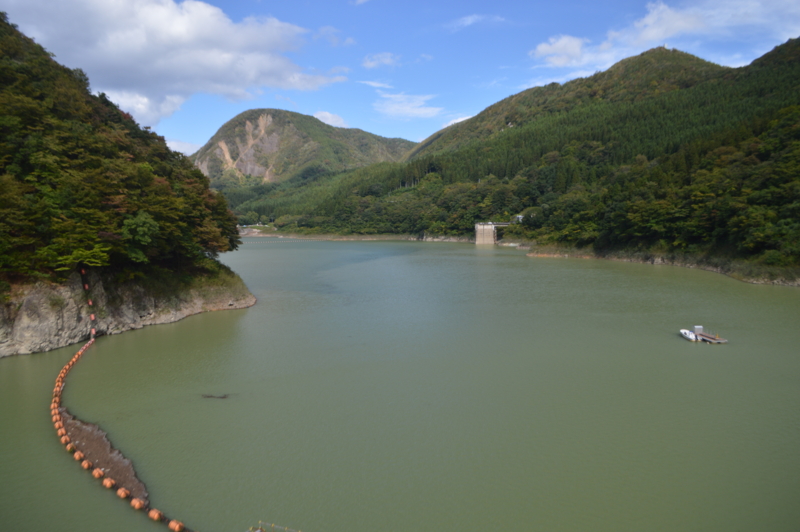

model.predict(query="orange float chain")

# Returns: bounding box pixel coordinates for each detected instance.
[116,487,130,499]
[102,477,116,489]
[130,498,145,511]
[168,520,185,532]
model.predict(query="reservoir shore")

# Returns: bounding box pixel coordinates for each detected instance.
[240,228,800,287]
[0,267,255,358]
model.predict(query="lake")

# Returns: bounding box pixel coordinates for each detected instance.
[1,239,799,531]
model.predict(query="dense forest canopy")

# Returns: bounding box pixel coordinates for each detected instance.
[0,13,240,290]
[225,40,800,267]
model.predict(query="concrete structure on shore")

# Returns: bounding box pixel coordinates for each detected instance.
[475,222,510,245]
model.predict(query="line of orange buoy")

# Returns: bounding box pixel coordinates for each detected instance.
[51,267,187,532]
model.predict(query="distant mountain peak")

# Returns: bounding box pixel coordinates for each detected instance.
[193,109,414,189]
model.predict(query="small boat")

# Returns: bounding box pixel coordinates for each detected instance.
[680,329,698,342]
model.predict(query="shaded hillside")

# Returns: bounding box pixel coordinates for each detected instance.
[225,39,800,268]
[192,109,414,189]
[0,13,240,289]
[406,47,728,160]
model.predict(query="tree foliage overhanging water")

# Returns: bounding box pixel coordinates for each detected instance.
[0,13,240,290]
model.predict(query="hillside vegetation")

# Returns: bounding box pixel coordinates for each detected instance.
[192,108,414,190]
[225,41,800,269]
[0,13,240,292]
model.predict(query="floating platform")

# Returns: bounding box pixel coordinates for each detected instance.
[696,332,728,344]
[682,325,727,344]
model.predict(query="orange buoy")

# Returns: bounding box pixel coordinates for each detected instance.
[57,428,67,437]
[73,451,84,461]
[66,443,76,452]
[168,520,185,532]
[92,468,104,478]
[54,421,63,429]
[84,283,89,290]
[90,314,95,321]
[52,415,60,423]
[116,487,130,499]
[60,435,71,445]
[81,459,93,470]
[88,299,93,306]
[102,477,116,489]
[148,509,164,521]
[130,498,145,510]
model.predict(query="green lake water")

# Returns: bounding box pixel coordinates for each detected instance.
[1,240,799,531]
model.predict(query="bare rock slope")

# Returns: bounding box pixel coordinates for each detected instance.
[0,269,255,357]
[192,109,415,189]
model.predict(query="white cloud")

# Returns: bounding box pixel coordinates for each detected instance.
[315,26,355,46]
[363,52,400,69]
[359,80,394,88]
[530,0,800,71]
[444,116,473,127]
[314,111,348,127]
[374,91,442,119]
[166,139,203,155]
[446,14,505,32]
[531,35,589,67]
[632,2,705,44]
[3,0,345,126]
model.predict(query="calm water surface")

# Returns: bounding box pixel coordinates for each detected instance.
[1,240,799,531]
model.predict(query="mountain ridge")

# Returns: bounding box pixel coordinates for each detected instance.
[405,46,729,161]
[192,108,415,189]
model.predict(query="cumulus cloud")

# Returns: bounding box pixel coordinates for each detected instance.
[166,139,203,155]
[315,26,356,46]
[363,52,400,69]
[3,0,345,125]
[359,80,394,88]
[446,14,505,32]
[373,91,442,119]
[444,116,473,127]
[531,35,589,67]
[530,0,800,71]
[314,111,348,127]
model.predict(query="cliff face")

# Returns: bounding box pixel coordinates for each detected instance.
[192,109,415,189]
[0,269,256,357]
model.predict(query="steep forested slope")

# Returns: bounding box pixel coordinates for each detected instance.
[226,40,800,268]
[0,13,240,292]
[193,109,414,190]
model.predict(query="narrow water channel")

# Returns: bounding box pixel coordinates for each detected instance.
[2,240,799,531]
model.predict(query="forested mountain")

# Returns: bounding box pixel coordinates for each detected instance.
[226,40,800,268]
[0,13,240,291]
[405,47,728,160]
[192,109,414,190]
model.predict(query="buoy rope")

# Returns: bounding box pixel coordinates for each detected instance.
[52,267,303,532]
[51,267,187,532]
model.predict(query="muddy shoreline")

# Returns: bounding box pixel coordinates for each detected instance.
[60,407,149,502]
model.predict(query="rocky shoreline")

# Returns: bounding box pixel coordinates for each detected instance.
[0,268,256,358]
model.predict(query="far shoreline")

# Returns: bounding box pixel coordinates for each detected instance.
[239,227,800,287]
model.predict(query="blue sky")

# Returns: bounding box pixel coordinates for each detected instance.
[3,0,800,153]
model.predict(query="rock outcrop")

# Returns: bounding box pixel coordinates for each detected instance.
[0,269,256,357]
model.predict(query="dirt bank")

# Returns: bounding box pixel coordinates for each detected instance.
[60,407,149,502]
